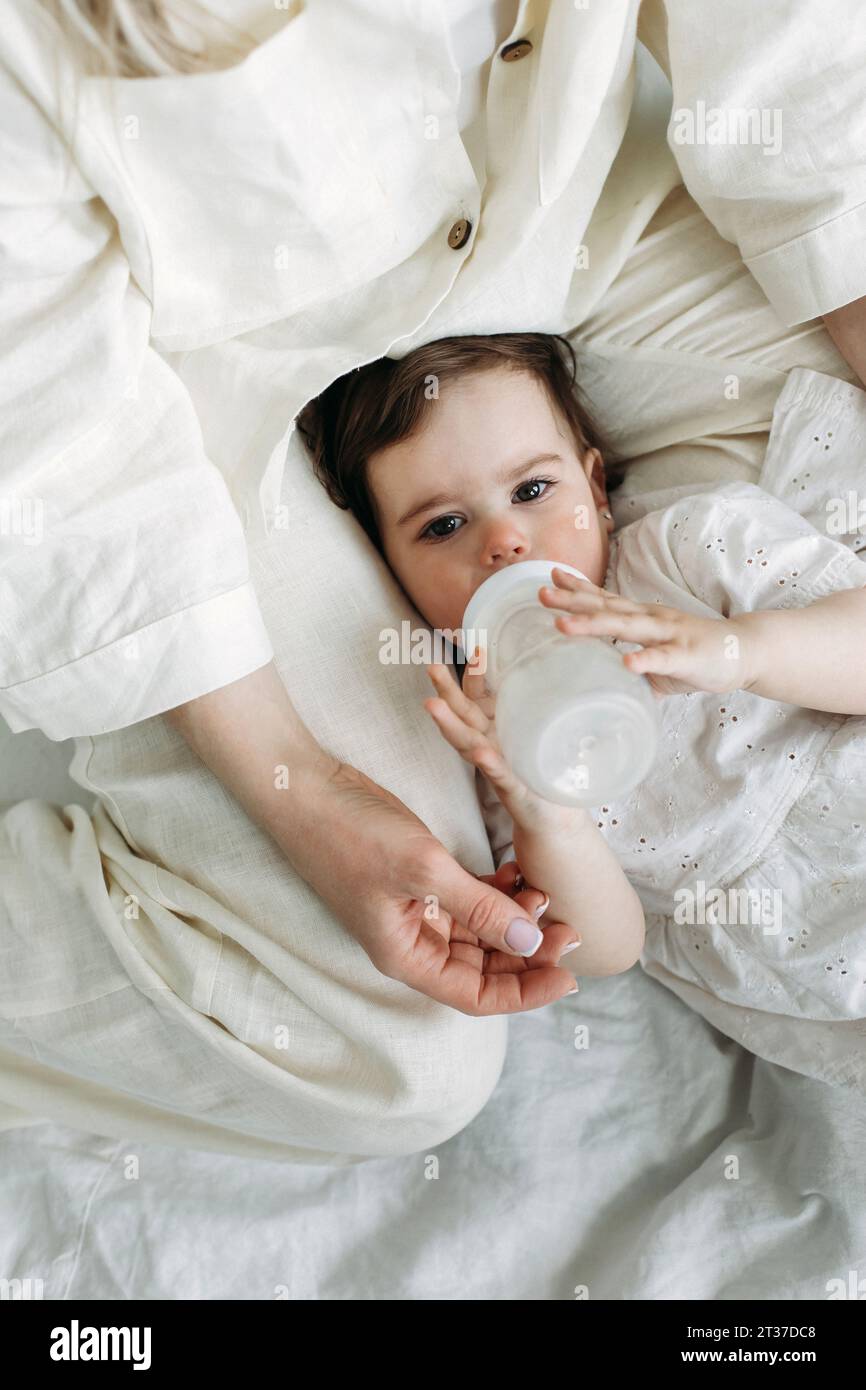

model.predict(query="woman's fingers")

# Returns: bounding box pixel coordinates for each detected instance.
[514,884,550,923]
[426,860,581,1012]
[474,860,523,894]
[474,864,561,930]
[478,915,581,976]
[461,883,550,930]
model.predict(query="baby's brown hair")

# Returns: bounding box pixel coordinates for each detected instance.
[297,332,622,554]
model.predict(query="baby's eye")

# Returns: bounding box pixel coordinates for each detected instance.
[513,476,555,503]
[417,477,556,542]
[420,514,464,542]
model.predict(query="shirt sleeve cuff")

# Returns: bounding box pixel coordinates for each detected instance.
[805,544,866,602]
[0,581,274,741]
[744,202,866,327]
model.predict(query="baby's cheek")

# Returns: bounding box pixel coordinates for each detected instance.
[547,515,606,582]
[413,566,465,633]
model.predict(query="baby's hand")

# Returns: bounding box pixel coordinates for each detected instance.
[423,652,575,834]
[538,566,752,697]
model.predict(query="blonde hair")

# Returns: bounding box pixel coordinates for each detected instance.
[33,0,272,191]
[39,0,259,79]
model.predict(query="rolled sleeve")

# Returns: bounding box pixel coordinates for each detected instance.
[0,580,273,741]
[639,0,866,325]
[0,46,273,740]
[744,202,866,329]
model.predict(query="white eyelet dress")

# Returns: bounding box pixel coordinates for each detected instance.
[479,365,866,1095]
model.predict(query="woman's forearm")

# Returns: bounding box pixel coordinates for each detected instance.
[163,661,340,858]
[822,296,866,390]
[736,586,866,714]
[512,813,645,977]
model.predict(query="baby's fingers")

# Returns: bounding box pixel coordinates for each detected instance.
[548,568,607,599]
[540,582,644,619]
[426,663,489,733]
[622,643,680,676]
[461,647,492,709]
[553,605,674,646]
[424,695,499,770]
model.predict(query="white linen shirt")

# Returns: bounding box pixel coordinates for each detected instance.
[479,366,866,892]
[2,0,866,739]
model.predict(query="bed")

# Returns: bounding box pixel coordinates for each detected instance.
[3,3,866,1303]
[1,943,864,1299]
[2,657,864,1299]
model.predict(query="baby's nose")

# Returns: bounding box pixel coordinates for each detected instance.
[482,525,530,566]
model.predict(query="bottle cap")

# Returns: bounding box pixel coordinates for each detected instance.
[459,560,589,658]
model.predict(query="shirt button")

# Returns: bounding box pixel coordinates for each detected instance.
[500,38,533,62]
[447,218,472,249]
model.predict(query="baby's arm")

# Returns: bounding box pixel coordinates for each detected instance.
[735,587,866,714]
[509,812,645,977]
[424,659,645,977]
[541,567,866,716]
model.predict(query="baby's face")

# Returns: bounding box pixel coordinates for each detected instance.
[367,367,614,636]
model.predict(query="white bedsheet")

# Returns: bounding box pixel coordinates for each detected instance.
[1,960,864,1300]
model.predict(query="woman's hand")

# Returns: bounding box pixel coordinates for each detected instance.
[475,857,551,919]
[285,757,582,1015]
[538,566,752,697]
[166,661,580,1017]
[424,653,581,836]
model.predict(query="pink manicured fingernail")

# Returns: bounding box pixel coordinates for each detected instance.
[559,940,581,956]
[506,919,543,955]
[533,894,550,920]
[565,985,579,996]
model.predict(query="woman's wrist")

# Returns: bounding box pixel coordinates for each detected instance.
[164,660,340,846]
[822,296,866,391]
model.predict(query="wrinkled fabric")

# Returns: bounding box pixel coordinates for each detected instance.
[2,963,865,1299]
[3,0,865,737]
[3,1,866,1167]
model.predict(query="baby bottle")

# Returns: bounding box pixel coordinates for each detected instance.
[460,560,659,807]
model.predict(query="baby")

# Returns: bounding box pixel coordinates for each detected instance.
[299,333,866,1092]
